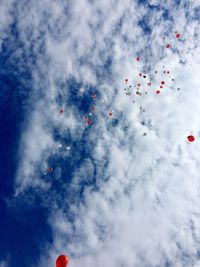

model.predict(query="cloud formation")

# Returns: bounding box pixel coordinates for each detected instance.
[2,0,200,266]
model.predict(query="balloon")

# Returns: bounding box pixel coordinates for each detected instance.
[187,135,195,142]
[156,90,160,94]
[176,33,180,39]
[166,44,170,48]
[56,255,69,267]
[47,167,53,173]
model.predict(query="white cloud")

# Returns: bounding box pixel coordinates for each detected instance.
[7,0,200,266]
[0,0,14,50]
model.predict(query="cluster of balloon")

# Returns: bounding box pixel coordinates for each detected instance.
[83,93,98,125]
[187,135,195,142]
[56,255,69,267]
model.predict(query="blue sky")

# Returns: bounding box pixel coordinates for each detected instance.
[1,1,200,267]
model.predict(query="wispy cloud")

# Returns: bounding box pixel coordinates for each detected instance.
[4,0,200,266]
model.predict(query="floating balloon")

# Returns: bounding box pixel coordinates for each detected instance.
[156,90,160,94]
[47,167,53,173]
[56,255,69,267]
[87,120,92,125]
[136,56,140,61]
[161,81,165,85]
[109,112,112,116]
[60,108,64,113]
[176,33,180,39]
[125,78,128,83]
[187,135,195,142]
[166,44,170,48]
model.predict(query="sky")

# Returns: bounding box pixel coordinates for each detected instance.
[1,0,200,267]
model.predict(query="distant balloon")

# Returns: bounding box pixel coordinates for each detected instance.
[125,78,128,83]
[60,108,64,113]
[56,255,69,267]
[161,81,165,85]
[187,135,195,142]
[87,120,92,125]
[47,167,53,173]
[166,44,170,48]
[176,33,180,39]
[136,56,140,61]
[156,90,160,94]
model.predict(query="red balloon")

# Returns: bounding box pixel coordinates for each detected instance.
[187,135,195,142]
[166,44,170,48]
[176,33,180,39]
[56,255,69,267]
[156,90,160,94]
[161,81,165,85]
